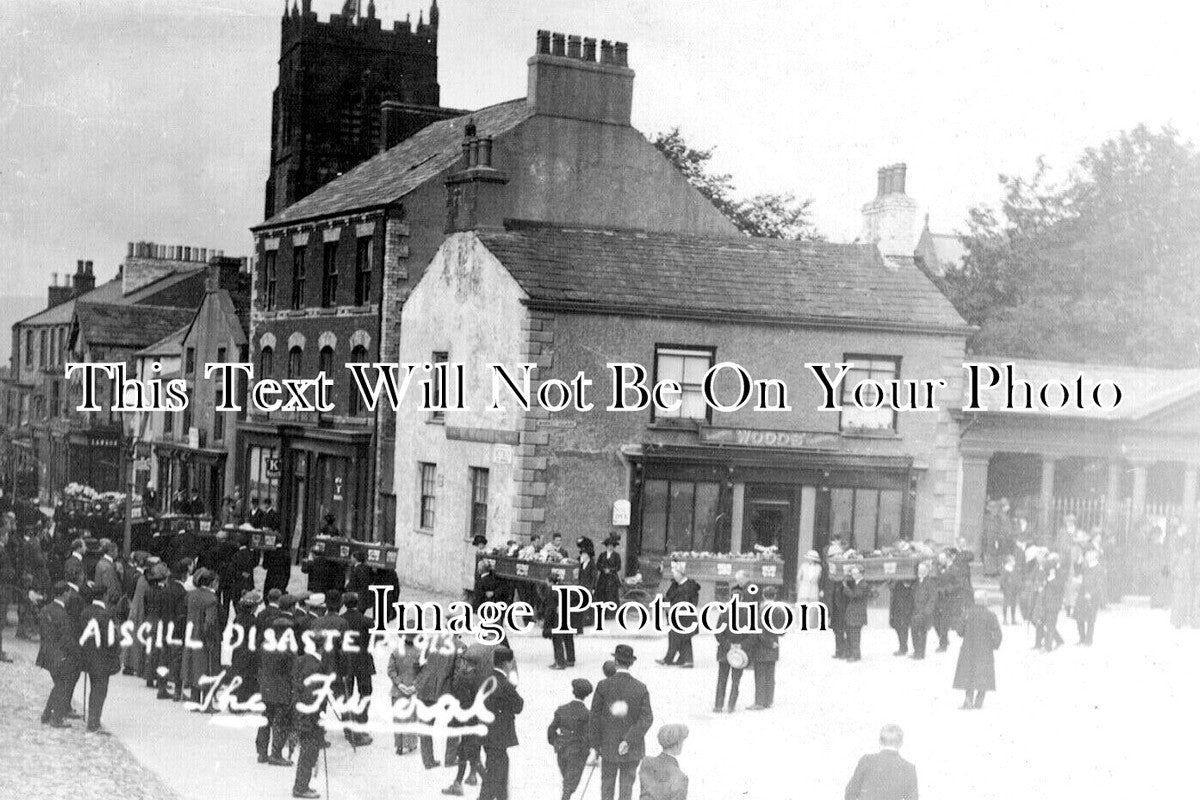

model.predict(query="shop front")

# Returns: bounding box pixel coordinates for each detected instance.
[628,442,916,601]
[154,440,228,517]
[238,422,373,561]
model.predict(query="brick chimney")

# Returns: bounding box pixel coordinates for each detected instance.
[72,259,96,295]
[861,163,919,258]
[47,272,70,308]
[527,30,634,126]
[378,100,460,153]
[445,120,509,233]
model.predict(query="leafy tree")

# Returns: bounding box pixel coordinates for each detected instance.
[943,125,1200,366]
[652,127,820,240]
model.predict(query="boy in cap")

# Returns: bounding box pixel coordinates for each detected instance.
[638,724,689,800]
[549,678,594,800]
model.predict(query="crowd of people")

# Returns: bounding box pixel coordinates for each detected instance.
[1,477,1174,800]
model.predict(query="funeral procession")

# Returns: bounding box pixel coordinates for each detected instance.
[2,1,1199,799]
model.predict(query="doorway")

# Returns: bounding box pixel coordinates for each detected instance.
[743,484,800,598]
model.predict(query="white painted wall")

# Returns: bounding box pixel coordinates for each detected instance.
[393,233,528,594]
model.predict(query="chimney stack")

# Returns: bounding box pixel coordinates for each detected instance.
[444,121,509,233]
[862,163,919,258]
[527,30,634,127]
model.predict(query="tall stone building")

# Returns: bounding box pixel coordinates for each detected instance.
[264,0,456,218]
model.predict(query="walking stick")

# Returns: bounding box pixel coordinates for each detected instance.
[322,739,331,800]
[576,761,597,799]
[83,672,89,724]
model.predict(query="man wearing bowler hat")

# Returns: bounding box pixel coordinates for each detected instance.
[590,644,654,800]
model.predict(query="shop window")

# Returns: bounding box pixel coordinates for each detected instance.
[321,241,338,307]
[469,467,489,539]
[840,355,900,432]
[349,345,368,415]
[247,445,280,506]
[653,346,714,422]
[291,246,307,310]
[830,487,904,551]
[264,250,278,311]
[640,478,721,555]
[418,462,437,530]
[430,350,448,421]
[354,237,372,306]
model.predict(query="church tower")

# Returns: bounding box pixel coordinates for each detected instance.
[264,0,453,219]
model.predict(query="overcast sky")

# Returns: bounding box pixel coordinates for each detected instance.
[1,0,1196,297]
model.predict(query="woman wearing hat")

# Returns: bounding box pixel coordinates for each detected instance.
[595,535,623,611]
[797,550,822,604]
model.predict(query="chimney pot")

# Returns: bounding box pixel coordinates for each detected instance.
[86,260,93,274]
[77,259,84,274]
[127,242,134,258]
[894,163,907,195]
[614,42,628,67]
[536,30,551,54]
[600,39,614,64]
[551,32,566,56]
[479,137,493,168]
[567,35,582,59]
[582,37,597,61]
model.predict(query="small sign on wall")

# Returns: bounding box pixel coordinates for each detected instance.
[493,444,513,465]
[612,499,630,526]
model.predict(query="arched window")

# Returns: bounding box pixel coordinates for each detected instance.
[259,346,274,379]
[348,344,368,416]
[319,346,334,378]
[288,346,303,380]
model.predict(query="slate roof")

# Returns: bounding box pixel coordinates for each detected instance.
[967,359,1200,421]
[134,324,189,358]
[16,267,207,328]
[475,226,969,332]
[257,99,535,229]
[74,303,197,350]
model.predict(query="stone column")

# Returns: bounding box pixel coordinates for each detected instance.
[1182,464,1198,527]
[958,453,991,551]
[1131,462,1148,520]
[1104,459,1123,532]
[1038,455,1056,540]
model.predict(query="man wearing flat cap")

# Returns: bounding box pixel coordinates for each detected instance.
[638,724,689,800]
[548,677,593,800]
[590,643,654,800]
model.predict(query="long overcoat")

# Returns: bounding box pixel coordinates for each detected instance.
[953,603,1002,692]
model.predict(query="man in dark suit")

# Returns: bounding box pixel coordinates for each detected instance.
[840,567,874,662]
[549,678,593,800]
[291,645,326,799]
[157,560,190,701]
[590,644,654,800]
[657,565,700,667]
[259,498,289,594]
[845,724,918,800]
[93,539,123,609]
[909,561,937,660]
[63,538,86,586]
[36,581,80,727]
[230,533,260,599]
[341,592,375,747]
[345,549,373,598]
[257,616,295,766]
[478,647,524,800]
[164,526,199,571]
[78,584,121,734]
[889,578,915,657]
